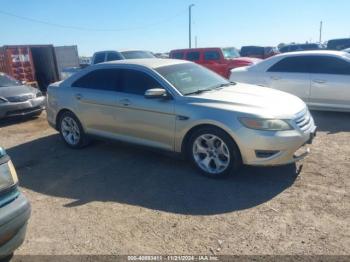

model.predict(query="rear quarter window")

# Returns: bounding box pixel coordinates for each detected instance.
[267,56,310,73]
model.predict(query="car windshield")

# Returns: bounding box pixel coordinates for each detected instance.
[0,73,21,87]
[156,63,231,96]
[121,51,155,59]
[222,48,240,59]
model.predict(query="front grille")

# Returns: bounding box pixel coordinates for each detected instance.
[6,93,34,103]
[6,106,42,117]
[294,109,312,132]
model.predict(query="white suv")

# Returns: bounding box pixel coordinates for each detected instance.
[91,50,155,65]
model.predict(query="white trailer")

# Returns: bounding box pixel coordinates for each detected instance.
[54,45,80,80]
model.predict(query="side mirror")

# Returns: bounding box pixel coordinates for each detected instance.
[144,88,168,99]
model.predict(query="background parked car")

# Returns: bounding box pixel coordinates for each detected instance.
[0,72,45,119]
[240,46,279,59]
[279,43,323,53]
[0,147,31,259]
[230,50,350,112]
[343,48,350,54]
[327,38,350,50]
[169,47,260,78]
[91,50,155,65]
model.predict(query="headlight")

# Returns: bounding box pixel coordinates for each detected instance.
[239,118,292,131]
[0,97,7,103]
[0,160,18,191]
[36,91,43,97]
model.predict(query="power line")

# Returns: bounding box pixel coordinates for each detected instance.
[0,9,185,32]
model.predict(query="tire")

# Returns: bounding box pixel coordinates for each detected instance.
[187,126,241,178]
[0,253,13,262]
[58,111,89,149]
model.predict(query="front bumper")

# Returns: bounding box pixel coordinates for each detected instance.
[0,97,46,119]
[236,123,317,166]
[0,192,31,257]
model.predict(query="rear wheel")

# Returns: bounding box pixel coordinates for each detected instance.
[58,111,89,149]
[188,127,241,178]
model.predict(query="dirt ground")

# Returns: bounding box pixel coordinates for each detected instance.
[0,111,349,255]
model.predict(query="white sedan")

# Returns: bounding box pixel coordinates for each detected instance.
[229,50,350,112]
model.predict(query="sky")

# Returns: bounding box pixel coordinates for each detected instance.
[1,0,350,56]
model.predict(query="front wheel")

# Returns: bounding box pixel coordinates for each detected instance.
[188,127,241,178]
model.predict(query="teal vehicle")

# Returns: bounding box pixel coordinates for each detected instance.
[0,147,31,259]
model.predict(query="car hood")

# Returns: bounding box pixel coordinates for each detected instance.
[186,83,306,118]
[0,85,38,98]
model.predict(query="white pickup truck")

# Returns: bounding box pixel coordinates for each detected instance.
[61,50,155,80]
[91,50,155,65]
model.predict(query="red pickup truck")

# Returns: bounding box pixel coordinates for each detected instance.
[169,47,260,79]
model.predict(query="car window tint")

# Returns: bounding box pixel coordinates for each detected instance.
[268,57,309,73]
[241,47,264,56]
[279,46,289,53]
[186,52,200,61]
[106,52,123,61]
[118,69,161,95]
[204,51,221,61]
[309,56,350,75]
[72,69,119,90]
[93,53,105,64]
[172,52,184,59]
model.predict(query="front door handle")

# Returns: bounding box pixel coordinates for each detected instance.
[75,93,83,100]
[313,79,327,84]
[119,99,131,106]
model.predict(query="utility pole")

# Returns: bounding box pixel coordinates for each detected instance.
[319,21,323,43]
[189,4,195,48]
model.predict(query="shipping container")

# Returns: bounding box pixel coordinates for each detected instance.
[54,45,80,78]
[0,45,59,92]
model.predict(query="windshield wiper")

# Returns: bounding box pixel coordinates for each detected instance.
[212,82,236,89]
[185,82,236,96]
[185,88,213,96]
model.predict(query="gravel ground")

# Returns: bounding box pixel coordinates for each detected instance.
[0,111,349,255]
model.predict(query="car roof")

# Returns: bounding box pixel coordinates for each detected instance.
[119,49,152,53]
[102,58,190,69]
[170,47,221,52]
[274,50,347,57]
[93,50,151,54]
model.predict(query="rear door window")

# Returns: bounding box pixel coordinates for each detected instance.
[93,53,106,64]
[72,69,119,90]
[268,56,310,73]
[204,51,221,61]
[186,51,200,61]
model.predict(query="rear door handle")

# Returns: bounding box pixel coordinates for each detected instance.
[119,99,131,106]
[270,76,281,80]
[75,93,83,100]
[313,79,327,84]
